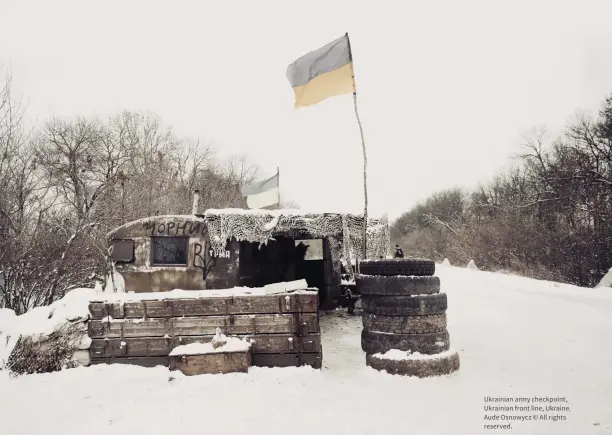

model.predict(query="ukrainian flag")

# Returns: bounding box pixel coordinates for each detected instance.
[286,34,356,108]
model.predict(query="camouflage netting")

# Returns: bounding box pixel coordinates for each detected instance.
[203,209,390,279]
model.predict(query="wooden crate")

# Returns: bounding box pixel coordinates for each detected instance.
[88,291,322,369]
[88,293,318,320]
[90,333,321,357]
[169,350,252,375]
[88,313,319,338]
[90,353,323,369]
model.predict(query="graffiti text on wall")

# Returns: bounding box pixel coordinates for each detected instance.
[209,248,231,258]
[193,242,233,280]
[193,242,216,280]
[143,221,207,236]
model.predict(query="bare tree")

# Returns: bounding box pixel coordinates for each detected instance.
[0,69,259,312]
[391,94,612,285]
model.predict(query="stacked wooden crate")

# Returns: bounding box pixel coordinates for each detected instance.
[88,291,321,368]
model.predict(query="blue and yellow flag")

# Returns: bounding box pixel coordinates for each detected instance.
[286,34,356,108]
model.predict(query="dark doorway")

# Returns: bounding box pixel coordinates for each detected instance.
[238,237,329,305]
[293,239,325,297]
[238,237,296,287]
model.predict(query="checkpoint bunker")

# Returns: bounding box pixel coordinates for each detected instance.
[107,207,390,308]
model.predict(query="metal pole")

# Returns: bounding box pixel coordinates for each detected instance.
[353,94,368,261]
[346,32,368,261]
[277,166,281,208]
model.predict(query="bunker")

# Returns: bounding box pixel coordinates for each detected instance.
[107,202,390,309]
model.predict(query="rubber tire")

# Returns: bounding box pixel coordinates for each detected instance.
[362,312,447,334]
[361,329,450,355]
[362,293,447,316]
[359,258,435,277]
[356,275,440,296]
[366,350,460,377]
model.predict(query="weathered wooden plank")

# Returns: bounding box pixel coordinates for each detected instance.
[88,318,170,338]
[169,351,251,375]
[297,294,318,313]
[123,301,145,318]
[88,313,318,339]
[90,352,322,369]
[143,300,174,317]
[89,302,126,319]
[173,314,296,335]
[90,334,321,358]
[171,316,223,336]
[89,302,108,319]
[251,353,322,369]
[297,312,319,335]
[89,293,318,320]
[171,298,228,316]
[300,335,321,353]
[229,314,289,334]
[247,334,321,354]
[90,338,127,358]
[227,295,284,315]
[122,318,170,337]
[177,334,321,354]
[90,357,170,368]
[90,337,175,358]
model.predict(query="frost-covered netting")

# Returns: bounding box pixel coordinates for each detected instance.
[341,213,391,266]
[204,209,342,246]
[203,209,390,277]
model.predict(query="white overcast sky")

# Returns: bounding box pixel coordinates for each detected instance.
[2,0,612,220]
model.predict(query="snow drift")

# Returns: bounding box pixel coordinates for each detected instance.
[466,259,478,270]
[1,265,611,435]
[596,266,612,288]
[0,288,95,373]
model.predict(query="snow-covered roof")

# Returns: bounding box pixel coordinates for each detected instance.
[202,208,387,220]
[106,208,391,270]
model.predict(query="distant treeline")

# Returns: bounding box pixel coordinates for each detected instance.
[392,94,612,287]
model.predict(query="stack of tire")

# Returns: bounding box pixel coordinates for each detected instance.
[357,258,460,377]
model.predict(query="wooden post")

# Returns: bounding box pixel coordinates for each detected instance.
[277,166,281,209]
[192,189,200,215]
[346,33,368,261]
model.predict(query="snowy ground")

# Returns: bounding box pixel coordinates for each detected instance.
[1,265,611,435]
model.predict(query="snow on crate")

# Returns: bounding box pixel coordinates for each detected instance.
[89,280,314,303]
[169,335,251,356]
[372,348,458,361]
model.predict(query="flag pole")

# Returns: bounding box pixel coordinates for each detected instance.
[346,32,368,262]
[277,166,281,208]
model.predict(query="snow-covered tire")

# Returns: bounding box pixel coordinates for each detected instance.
[356,275,440,296]
[362,312,447,334]
[359,259,435,277]
[361,330,450,355]
[366,350,460,377]
[361,293,447,316]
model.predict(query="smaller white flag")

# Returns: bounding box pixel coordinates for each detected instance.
[241,172,280,209]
